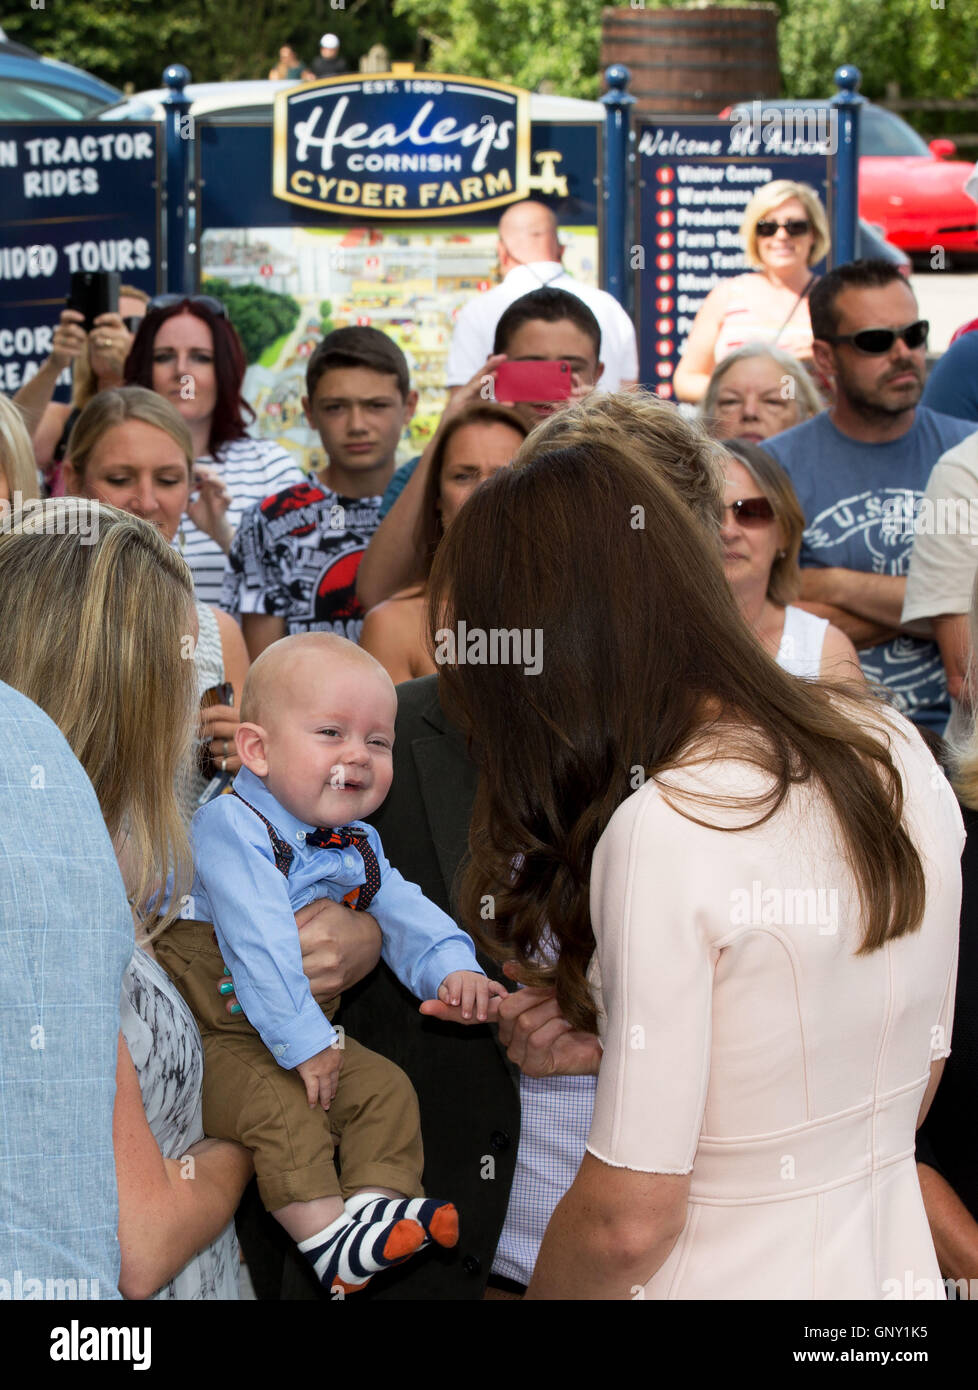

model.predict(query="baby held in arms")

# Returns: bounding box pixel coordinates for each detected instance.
[154,633,505,1296]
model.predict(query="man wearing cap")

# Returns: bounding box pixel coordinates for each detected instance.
[311,34,350,78]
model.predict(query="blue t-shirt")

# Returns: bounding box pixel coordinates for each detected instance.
[379,454,421,519]
[764,406,975,732]
[921,333,978,424]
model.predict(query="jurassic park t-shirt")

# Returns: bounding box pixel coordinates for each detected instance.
[220,481,384,643]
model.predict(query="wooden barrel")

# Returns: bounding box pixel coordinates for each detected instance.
[601,5,782,118]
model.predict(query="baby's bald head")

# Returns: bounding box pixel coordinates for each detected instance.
[240,632,396,730]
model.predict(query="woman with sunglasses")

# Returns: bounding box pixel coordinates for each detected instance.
[721,439,864,683]
[673,181,829,405]
[12,284,149,493]
[124,295,303,605]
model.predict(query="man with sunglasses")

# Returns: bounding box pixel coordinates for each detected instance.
[764,259,974,734]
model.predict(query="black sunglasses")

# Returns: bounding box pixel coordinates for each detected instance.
[145,293,228,319]
[823,320,929,355]
[756,218,811,238]
[724,497,776,526]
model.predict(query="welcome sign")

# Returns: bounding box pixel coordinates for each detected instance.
[273,72,531,218]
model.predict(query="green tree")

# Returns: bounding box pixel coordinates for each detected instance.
[202,278,301,363]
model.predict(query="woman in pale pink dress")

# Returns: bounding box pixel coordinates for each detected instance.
[427,396,962,1300]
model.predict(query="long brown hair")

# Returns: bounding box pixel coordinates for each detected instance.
[427,405,923,1032]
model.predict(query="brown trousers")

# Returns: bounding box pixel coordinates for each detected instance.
[154,920,425,1212]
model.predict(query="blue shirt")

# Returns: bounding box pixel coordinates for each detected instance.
[189,766,483,1068]
[764,406,975,732]
[379,455,422,519]
[921,332,978,424]
[0,681,133,1301]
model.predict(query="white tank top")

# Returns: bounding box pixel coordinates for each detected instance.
[776,604,828,680]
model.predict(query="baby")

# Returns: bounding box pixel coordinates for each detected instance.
[154,632,506,1296]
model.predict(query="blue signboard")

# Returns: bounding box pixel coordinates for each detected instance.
[273,74,531,219]
[635,119,831,398]
[0,123,160,398]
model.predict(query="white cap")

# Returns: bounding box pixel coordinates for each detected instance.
[320,33,339,49]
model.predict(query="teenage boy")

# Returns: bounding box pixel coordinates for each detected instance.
[222,328,417,659]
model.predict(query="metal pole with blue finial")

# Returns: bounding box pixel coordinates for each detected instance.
[161,65,192,294]
[831,65,864,267]
[601,64,635,307]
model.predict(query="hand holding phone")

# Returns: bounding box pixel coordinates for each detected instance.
[66,271,120,333]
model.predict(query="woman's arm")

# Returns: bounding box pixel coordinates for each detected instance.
[917,1162,978,1284]
[113,1034,252,1300]
[672,283,732,404]
[819,623,867,684]
[214,607,250,706]
[525,1153,689,1299]
[359,600,425,686]
[356,353,508,610]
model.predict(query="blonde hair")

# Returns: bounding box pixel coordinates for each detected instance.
[740,180,830,269]
[0,498,197,938]
[66,385,194,480]
[70,283,151,410]
[701,343,824,432]
[515,389,726,535]
[0,393,41,504]
[951,567,978,810]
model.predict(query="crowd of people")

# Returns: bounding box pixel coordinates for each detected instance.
[2,191,978,1304]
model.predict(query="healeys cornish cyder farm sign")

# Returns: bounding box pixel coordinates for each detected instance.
[273,72,532,218]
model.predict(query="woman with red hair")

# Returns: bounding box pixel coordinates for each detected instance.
[125,295,303,605]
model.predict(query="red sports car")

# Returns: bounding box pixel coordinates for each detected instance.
[723,100,978,259]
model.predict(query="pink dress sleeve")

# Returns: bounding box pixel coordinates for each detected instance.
[585,782,716,1173]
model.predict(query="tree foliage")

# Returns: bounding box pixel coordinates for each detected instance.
[202,278,300,364]
[7,0,976,135]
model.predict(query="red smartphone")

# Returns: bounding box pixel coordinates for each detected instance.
[494,359,573,403]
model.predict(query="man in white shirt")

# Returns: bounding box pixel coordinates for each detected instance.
[446,200,638,394]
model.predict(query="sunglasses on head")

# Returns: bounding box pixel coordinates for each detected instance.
[145,293,228,319]
[823,320,929,355]
[755,218,811,239]
[724,496,776,526]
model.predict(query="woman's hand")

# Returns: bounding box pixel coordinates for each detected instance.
[187,463,234,551]
[199,704,242,775]
[496,961,603,1078]
[48,308,88,374]
[296,899,383,998]
[88,311,135,384]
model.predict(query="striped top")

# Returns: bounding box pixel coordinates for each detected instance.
[181,436,304,607]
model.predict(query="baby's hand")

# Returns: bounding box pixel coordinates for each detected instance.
[419,971,508,1025]
[295,1043,343,1111]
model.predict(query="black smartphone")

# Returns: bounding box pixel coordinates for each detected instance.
[66,271,120,332]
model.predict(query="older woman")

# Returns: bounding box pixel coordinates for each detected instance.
[673,181,829,404]
[360,403,528,683]
[702,344,824,443]
[63,387,249,819]
[0,393,41,505]
[12,284,149,488]
[125,295,303,605]
[0,501,252,1297]
[425,399,962,1300]
[721,439,863,683]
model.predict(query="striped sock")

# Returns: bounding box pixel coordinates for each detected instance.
[297,1210,425,1295]
[346,1191,459,1249]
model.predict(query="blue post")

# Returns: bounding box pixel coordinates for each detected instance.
[601,65,634,307]
[831,65,864,267]
[161,64,192,294]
